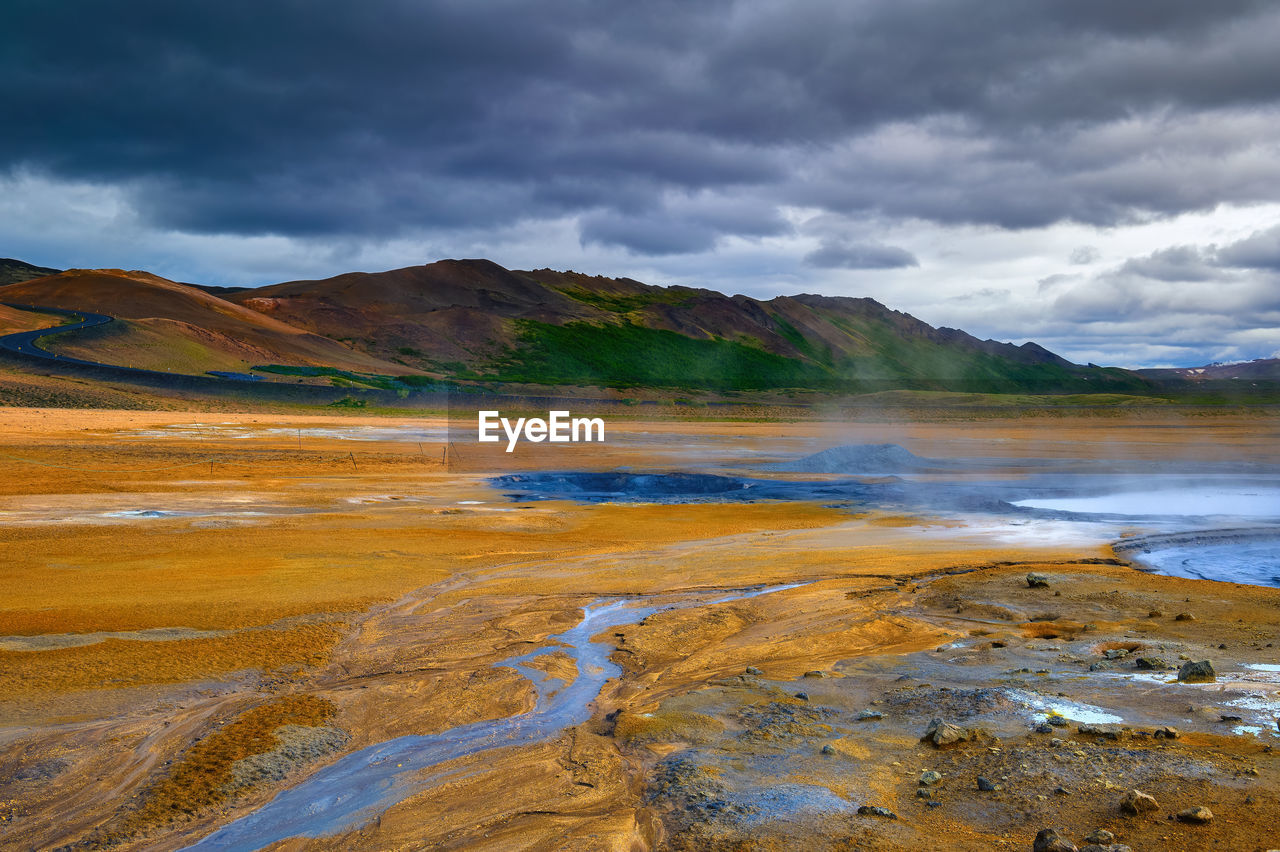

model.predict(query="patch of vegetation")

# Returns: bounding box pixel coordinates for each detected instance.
[552,285,697,314]
[329,396,368,408]
[122,696,338,833]
[484,320,840,391]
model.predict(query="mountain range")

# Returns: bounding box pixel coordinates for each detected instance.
[0,257,1238,397]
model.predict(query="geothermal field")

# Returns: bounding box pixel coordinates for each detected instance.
[1,407,1278,851]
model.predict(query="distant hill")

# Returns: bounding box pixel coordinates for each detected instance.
[231,259,1152,394]
[0,258,60,286]
[0,269,404,376]
[1140,358,1280,382]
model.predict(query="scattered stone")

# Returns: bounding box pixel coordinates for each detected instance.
[1027,573,1051,588]
[1218,643,1228,649]
[1033,828,1079,852]
[916,787,933,799]
[855,709,883,721]
[1153,726,1179,739]
[1176,806,1213,824]
[1134,657,1169,670]
[1119,788,1159,815]
[821,744,835,755]
[803,670,827,678]
[977,776,996,791]
[1177,660,1215,683]
[1088,661,1112,672]
[991,641,1008,648]
[1047,714,1069,727]
[1083,830,1114,845]
[744,666,763,676]
[919,770,943,786]
[1219,714,1243,722]
[921,718,972,748]
[1148,610,1164,618]
[1078,723,1123,740]
[1034,723,1055,734]
[856,805,896,819]
[794,692,809,701]
[1080,845,1132,852]
[1054,786,1071,796]
[1174,612,1196,621]
[925,800,942,808]
[1104,649,1130,660]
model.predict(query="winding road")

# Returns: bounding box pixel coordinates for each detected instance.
[0,302,116,366]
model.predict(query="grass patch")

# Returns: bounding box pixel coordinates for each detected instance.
[122,695,338,832]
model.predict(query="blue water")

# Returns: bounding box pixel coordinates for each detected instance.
[1135,539,1280,588]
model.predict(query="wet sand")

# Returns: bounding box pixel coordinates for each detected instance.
[1,408,1278,850]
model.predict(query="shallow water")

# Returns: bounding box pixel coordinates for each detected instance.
[1134,539,1280,587]
[1013,485,1280,518]
[183,583,805,851]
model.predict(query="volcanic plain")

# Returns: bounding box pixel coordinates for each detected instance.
[1,408,1279,851]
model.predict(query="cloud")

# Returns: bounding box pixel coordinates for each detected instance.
[803,240,918,269]
[1069,246,1100,265]
[5,1,1280,367]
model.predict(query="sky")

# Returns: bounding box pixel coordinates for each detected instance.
[4,0,1280,368]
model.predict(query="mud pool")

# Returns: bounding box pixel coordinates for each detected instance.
[495,445,1280,589]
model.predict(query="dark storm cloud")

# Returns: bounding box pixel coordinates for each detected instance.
[4,0,1280,248]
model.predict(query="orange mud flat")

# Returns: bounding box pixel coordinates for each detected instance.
[0,407,1278,851]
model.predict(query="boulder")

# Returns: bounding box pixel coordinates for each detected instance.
[1033,828,1078,852]
[1027,573,1051,588]
[1119,788,1159,815]
[921,718,972,748]
[1176,805,1213,824]
[1177,660,1215,683]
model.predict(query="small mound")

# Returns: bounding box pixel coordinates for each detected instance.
[775,443,932,473]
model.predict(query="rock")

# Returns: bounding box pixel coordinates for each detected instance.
[1080,846,1132,852]
[744,666,763,676]
[1153,725,1179,739]
[1088,661,1112,672]
[919,770,943,786]
[855,709,883,721]
[803,670,827,678]
[1174,612,1195,621]
[1177,660,1215,683]
[1053,786,1072,795]
[1083,830,1114,845]
[1047,714,1069,727]
[1078,723,1123,740]
[794,692,809,701]
[916,787,933,799]
[1033,828,1079,852]
[1119,788,1159,815]
[821,744,835,755]
[1148,610,1164,618]
[856,805,896,819]
[1134,656,1168,670]
[1219,714,1243,722]
[921,718,972,748]
[1034,723,1055,734]
[1104,648,1130,660]
[1027,573,1051,588]
[1176,805,1213,824]
[977,776,996,791]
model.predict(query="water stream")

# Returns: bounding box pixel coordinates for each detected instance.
[184,583,805,851]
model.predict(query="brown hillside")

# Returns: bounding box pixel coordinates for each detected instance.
[0,269,408,374]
